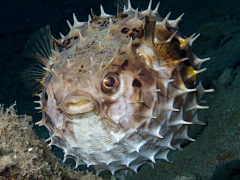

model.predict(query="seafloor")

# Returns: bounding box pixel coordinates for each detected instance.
[0,0,240,179]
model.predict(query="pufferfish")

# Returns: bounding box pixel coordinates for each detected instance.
[22,0,214,176]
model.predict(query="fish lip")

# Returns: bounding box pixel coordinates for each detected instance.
[62,91,99,115]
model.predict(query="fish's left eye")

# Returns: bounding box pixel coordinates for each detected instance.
[101,73,119,94]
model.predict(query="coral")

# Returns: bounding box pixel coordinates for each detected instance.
[0,102,102,180]
[218,67,236,87]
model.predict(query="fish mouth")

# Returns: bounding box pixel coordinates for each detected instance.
[63,93,98,115]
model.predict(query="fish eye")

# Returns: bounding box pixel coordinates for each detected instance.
[101,73,119,94]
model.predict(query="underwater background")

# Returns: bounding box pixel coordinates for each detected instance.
[0,0,240,179]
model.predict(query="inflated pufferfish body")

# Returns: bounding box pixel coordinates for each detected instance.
[22,0,214,175]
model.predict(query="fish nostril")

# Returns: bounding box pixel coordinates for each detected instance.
[132,79,141,88]
[121,60,129,68]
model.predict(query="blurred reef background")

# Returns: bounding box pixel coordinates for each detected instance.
[0,0,240,179]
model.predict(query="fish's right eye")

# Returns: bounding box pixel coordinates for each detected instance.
[101,73,119,94]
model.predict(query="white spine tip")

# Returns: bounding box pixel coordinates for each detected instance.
[67,20,73,30]
[147,0,153,15]
[153,2,160,14]
[128,37,133,47]
[100,4,104,16]
[73,13,79,26]
[109,17,114,28]
[205,89,215,93]
[100,4,110,17]
[127,0,132,11]
[123,5,127,12]
[133,8,139,23]
[59,32,64,38]
[106,29,111,39]
[45,137,51,142]
[88,14,92,21]
[189,33,200,46]
[35,120,43,125]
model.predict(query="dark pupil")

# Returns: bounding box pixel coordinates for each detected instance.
[105,77,115,87]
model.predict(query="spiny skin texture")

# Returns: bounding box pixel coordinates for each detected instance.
[23,0,213,176]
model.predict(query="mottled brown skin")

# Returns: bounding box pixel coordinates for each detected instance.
[22,1,213,176]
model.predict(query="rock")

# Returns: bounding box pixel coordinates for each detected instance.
[174,174,196,180]
[212,160,240,180]
[218,68,236,87]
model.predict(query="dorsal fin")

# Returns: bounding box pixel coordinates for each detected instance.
[154,42,183,70]
[23,25,55,66]
[144,16,156,48]
[21,25,55,96]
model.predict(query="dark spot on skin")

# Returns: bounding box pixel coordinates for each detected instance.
[98,22,101,24]
[66,41,71,46]
[121,60,128,68]
[129,32,137,39]
[103,21,109,26]
[132,42,141,49]
[81,65,84,68]
[89,40,95,45]
[121,27,129,34]
[129,32,135,37]
[79,69,82,72]
[45,92,48,101]
[132,79,142,88]
[119,51,126,55]
[120,14,128,18]
[132,28,139,33]
[67,38,71,42]
[74,36,78,39]
[126,36,129,38]
[129,28,140,40]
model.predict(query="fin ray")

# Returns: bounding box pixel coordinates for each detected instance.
[114,0,127,13]
[23,25,54,65]
[21,63,48,96]
[21,25,55,95]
